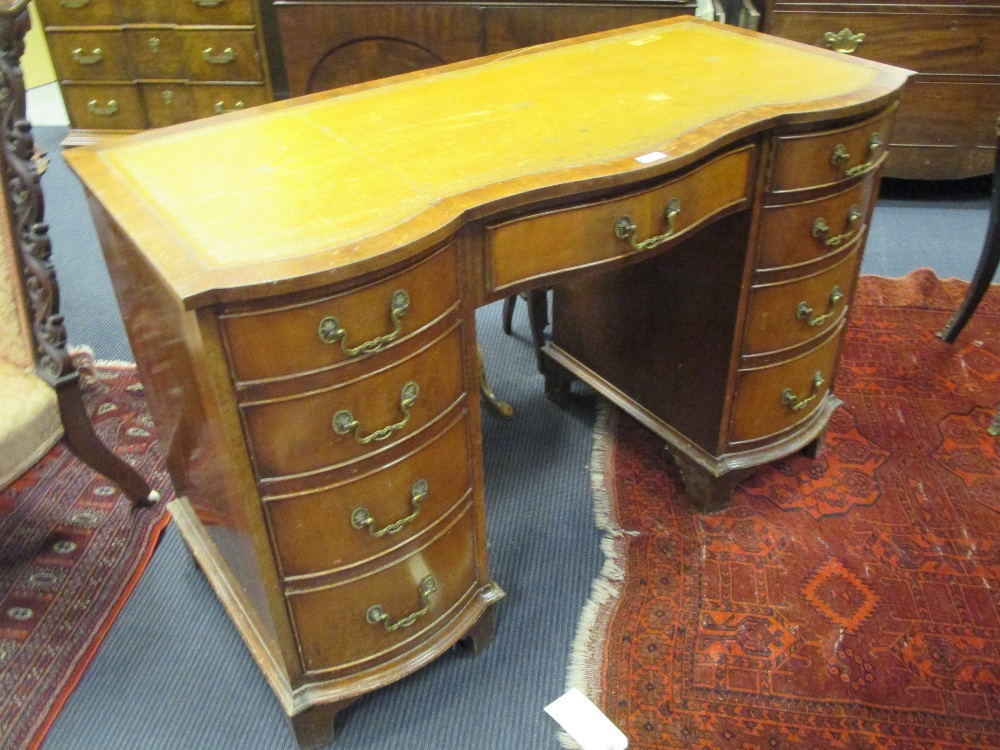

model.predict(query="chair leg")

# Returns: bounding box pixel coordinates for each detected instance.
[938,124,1000,343]
[55,372,160,507]
[526,289,549,373]
[502,296,517,335]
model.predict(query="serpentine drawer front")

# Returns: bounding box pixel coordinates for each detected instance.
[66,18,911,745]
[743,248,859,356]
[285,508,479,675]
[240,325,466,479]
[486,146,753,291]
[221,243,461,382]
[263,413,474,579]
[769,109,895,193]
[730,323,844,444]
[757,181,873,270]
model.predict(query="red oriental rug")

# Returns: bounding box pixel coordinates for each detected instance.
[0,355,172,750]
[571,270,1000,749]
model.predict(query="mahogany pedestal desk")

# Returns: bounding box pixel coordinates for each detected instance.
[65,19,911,747]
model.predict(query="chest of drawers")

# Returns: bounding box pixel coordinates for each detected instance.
[762,0,1000,180]
[35,0,275,143]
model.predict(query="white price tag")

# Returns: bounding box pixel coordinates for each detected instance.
[544,688,628,750]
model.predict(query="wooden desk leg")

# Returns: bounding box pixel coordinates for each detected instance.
[458,604,497,655]
[937,121,1000,343]
[669,450,750,514]
[287,698,355,750]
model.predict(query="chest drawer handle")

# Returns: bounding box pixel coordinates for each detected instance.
[830,133,882,178]
[72,48,103,65]
[202,47,236,65]
[214,100,246,115]
[332,381,419,445]
[823,28,866,55]
[318,289,410,356]
[60,0,90,7]
[614,198,681,251]
[781,371,826,412]
[812,205,861,247]
[87,99,118,117]
[366,575,437,632]
[797,285,845,327]
[351,479,428,538]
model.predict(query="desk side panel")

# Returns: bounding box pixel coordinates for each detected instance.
[83,194,294,678]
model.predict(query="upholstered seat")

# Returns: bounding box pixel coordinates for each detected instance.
[0,359,61,489]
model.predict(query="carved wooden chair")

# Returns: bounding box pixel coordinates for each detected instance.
[0,1,158,502]
[937,116,1000,436]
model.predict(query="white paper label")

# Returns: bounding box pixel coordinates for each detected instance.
[635,151,667,164]
[544,688,628,750]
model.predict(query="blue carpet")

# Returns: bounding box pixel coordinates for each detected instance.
[35,125,991,749]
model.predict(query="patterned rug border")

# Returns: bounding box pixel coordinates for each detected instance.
[561,269,1000,746]
[1,357,172,750]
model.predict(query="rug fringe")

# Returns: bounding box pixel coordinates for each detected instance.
[558,401,632,750]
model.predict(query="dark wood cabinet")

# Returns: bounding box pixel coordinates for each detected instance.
[762,0,1000,180]
[273,0,698,95]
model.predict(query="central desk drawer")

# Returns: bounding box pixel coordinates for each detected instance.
[486,146,753,292]
[264,414,473,579]
[286,507,478,675]
[242,325,466,479]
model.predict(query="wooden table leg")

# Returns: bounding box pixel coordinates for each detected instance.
[286,699,355,749]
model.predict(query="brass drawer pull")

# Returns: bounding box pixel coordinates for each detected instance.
[781,371,826,411]
[193,0,227,6]
[351,479,428,538]
[366,575,437,632]
[72,48,103,65]
[318,289,410,356]
[796,285,845,327]
[830,132,882,178]
[812,205,862,247]
[614,198,681,251]
[823,28,866,55]
[214,100,246,115]
[60,0,90,7]
[332,381,419,445]
[87,99,118,117]
[148,37,161,54]
[202,47,236,65]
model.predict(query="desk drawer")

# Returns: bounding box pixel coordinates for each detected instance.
[241,325,466,479]
[180,28,262,82]
[36,0,121,25]
[61,83,146,130]
[757,180,873,271]
[48,29,130,82]
[174,0,256,25]
[743,249,858,356]
[767,10,1000,77]
[265,414,473,579]
[770,110,893,193]
[286,507,478,674]
[221,244,460,382]
[486,146,753,291]
[730,325,842,444]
